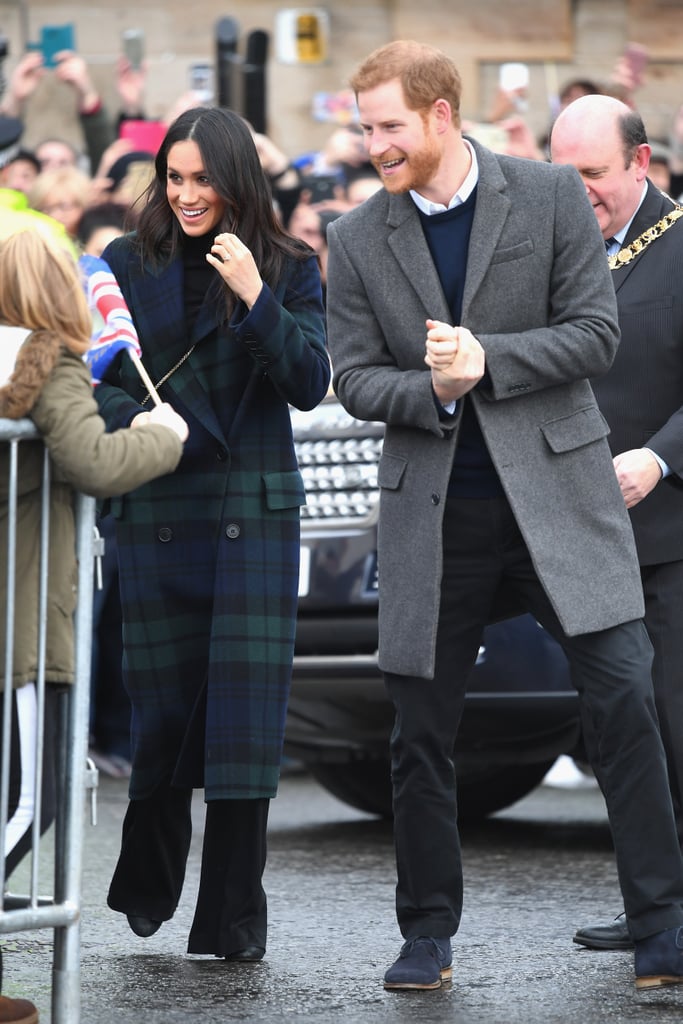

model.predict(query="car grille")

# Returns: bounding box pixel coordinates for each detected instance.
[292,402,383,525]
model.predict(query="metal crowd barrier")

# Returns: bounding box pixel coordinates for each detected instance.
[0,418,97,1023]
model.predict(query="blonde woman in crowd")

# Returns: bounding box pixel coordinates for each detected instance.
[27,165,93,241]
[0,228,188,1023]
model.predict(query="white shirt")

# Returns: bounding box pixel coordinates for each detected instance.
[410,140,479,215]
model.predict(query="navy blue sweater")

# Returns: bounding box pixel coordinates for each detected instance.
[418,189,502,497]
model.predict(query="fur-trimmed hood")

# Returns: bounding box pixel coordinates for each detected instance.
[0,325,64,419]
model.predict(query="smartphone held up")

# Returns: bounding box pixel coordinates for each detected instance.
[122,28,145,71]
[29,24,75,68]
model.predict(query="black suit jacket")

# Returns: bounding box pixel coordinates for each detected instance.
[592,181,683,565]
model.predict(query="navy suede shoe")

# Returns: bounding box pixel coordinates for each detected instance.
[634,925,683,989]
[384,936,452,990]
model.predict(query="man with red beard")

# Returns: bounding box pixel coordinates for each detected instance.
[326,40,683,993]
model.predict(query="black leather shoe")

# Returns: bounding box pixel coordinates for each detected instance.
[223,945,265,962]
[573,913,633,950]
[127,914,162,938]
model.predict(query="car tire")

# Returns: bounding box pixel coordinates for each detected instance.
[309,757,555,821]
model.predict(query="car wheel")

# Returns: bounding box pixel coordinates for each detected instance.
[309,757,555,820]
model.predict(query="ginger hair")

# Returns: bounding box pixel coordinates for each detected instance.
[349,40,462,127]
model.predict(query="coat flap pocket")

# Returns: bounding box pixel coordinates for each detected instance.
[263,470,306,510]
[377,452,407,490]
[541,406,610,454]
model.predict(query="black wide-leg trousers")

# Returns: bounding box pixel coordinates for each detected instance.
[107,781,269,956]
[385,495,683,943]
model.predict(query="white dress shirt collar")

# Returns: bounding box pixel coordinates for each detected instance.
[410,139,479,216]
[610,181,649,248]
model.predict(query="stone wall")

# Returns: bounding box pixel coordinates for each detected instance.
[0,0,681,166]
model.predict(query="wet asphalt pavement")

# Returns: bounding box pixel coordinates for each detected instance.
[5,769,683,1023]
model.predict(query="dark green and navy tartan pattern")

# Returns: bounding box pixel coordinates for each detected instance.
[96,240,329,800]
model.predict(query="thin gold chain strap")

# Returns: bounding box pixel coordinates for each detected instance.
[140,344,196,406]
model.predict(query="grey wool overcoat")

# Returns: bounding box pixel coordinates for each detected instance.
[326,139,645,680]
[95,241,329,801]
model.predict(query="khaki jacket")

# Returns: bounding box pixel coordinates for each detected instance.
[0,327,183,688]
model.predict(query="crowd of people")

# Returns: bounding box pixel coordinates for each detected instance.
[0,33,682,1023]
[1,43,681,278]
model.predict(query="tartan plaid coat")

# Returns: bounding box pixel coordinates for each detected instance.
[95,237,329,801]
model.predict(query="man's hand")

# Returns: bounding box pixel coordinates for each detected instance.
[613,448,662,508]
[424,319,485,403]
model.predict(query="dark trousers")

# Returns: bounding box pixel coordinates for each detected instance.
[385,496,683,943]
[640,560,683,845]
[90,515,130,760]
[582,558,683,847]
[107,780,269,956]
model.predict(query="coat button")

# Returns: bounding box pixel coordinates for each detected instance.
[431,493,440,505]
[216,446,228,462]
[158,527,173,542]
[225,523,241,539]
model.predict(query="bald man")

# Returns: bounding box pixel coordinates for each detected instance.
[551,94,683,952]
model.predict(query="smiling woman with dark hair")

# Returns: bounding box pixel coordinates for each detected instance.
[94,106,330,962]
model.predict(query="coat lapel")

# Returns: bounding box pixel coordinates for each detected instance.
[130,257,227,442]
[386,194,452,322]
[462,141,511,318]
[384,141,512,325]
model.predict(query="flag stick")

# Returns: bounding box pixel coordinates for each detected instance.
[127,349,163,408]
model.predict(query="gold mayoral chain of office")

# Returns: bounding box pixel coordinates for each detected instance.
[608,203,683,271]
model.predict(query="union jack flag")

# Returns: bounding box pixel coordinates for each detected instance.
[79,253,141,384]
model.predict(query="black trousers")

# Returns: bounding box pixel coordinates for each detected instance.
[385,496,683,943]
[107,781,269,956]
[642,559,683,846]
[582,558,683,847]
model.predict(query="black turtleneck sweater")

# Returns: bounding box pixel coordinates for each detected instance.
[181,231,218,333]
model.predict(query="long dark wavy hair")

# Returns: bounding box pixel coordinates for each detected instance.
[133,106,308,307]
